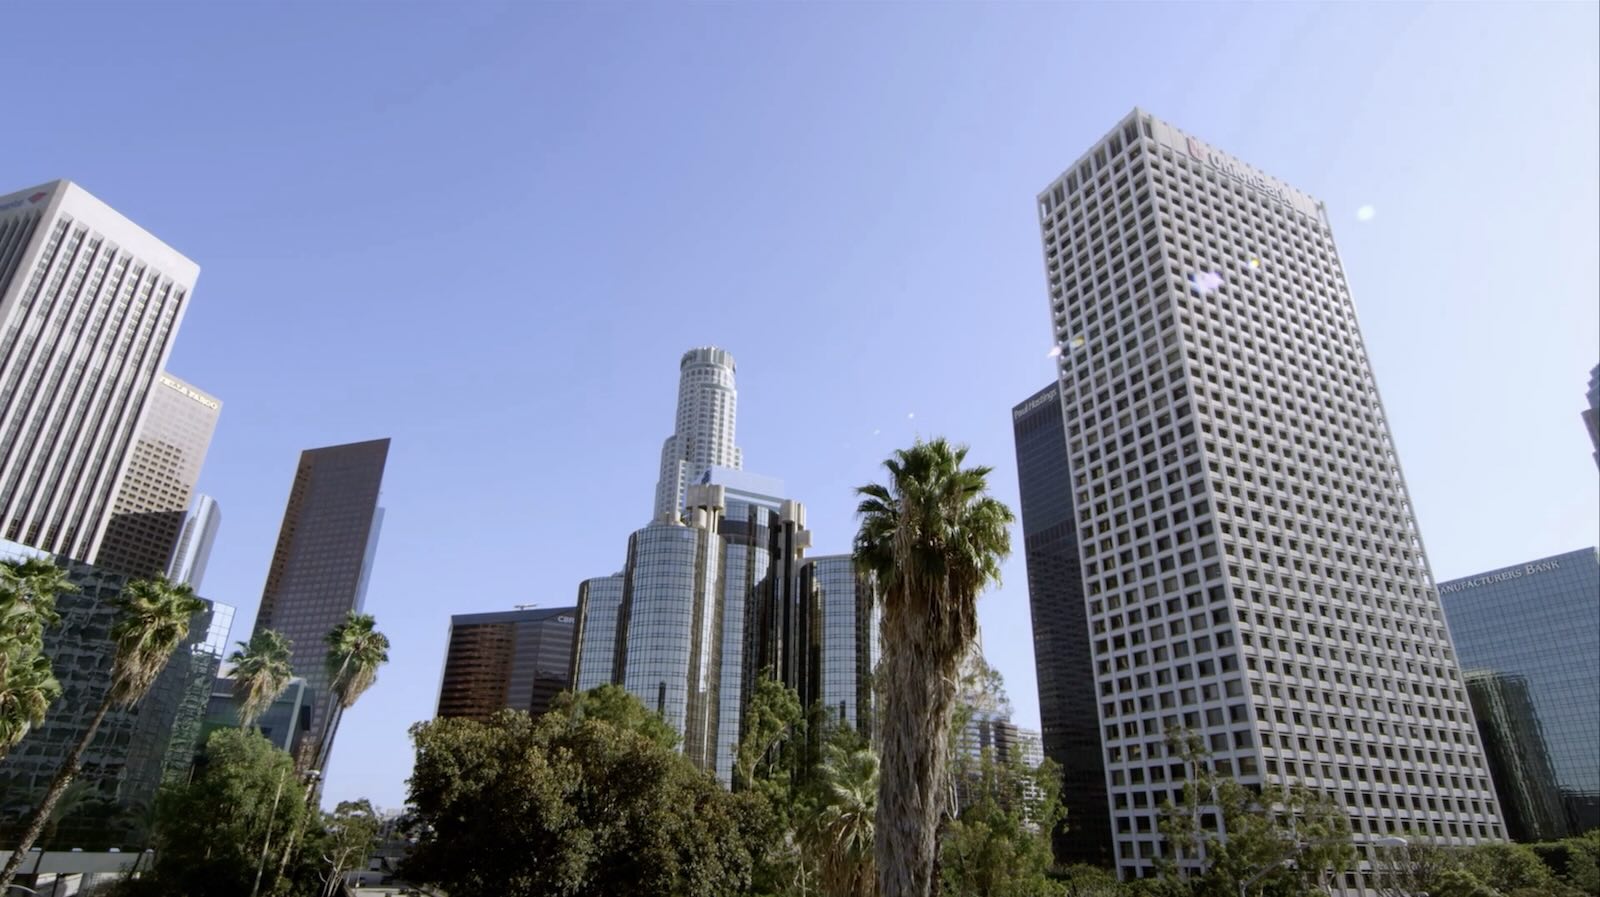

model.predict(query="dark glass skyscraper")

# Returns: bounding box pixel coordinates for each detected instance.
[1012,381,1112,867]
[436,607,577,722]
[251,438,389,769]
[1440,548,1600,839]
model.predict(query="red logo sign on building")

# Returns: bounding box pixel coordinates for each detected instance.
[1186,136,1205,159]
[27,192,47,204]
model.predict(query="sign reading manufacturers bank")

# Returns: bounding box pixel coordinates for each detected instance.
[1439,559,1562,595]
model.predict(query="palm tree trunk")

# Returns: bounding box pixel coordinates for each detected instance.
[874,606,958,897]
[0,692,117,891]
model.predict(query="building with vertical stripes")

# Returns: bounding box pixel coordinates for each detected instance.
[0,181,198,563]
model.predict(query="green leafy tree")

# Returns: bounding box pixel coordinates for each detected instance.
[115,728,323,897]
[1157,728,1354,897]
[403,689,761,896]
[853,438,1013,897]
[940,740,1066,897]
[0,558,75,759]
[0,576,204,892]
[1461,841,1563,895]
[1056,864,1126,897]
[229,629,295,729]
[552,680,680,750]
[317,799,381,897]
[736,675,806,793]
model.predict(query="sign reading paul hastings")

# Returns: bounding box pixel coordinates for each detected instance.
[1440,559,1562,595]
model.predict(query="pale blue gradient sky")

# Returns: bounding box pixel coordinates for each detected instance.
[4,2,1595,810]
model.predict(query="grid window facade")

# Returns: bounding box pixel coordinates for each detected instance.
[572,573,624,692]
[1037,110,1503,884]
[96,373,220,578]
[1440,549,1600,840]
[251,438,389,764]
[0,182,198,564]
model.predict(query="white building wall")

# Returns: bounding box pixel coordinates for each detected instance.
[1038,110,1503,888]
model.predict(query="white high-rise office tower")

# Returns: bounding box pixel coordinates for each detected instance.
[652,347,742,521]
[0,181,198,563]
[1037,111,1503,887]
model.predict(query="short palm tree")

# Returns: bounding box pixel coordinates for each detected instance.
[229,629,295,730]
[0,576,204,891]
[813,741,879,897]
[853,438,1012,897]
[0,559,75,759]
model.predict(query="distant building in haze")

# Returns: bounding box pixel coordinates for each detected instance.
[436,606,577,722]
[0,181,199,564]
[1011,380,1112,867]
[250,438,389,770]
[1440,548,1600,840]
[167,493,221,590]
[96,373,220,578]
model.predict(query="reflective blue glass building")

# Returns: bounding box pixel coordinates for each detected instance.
[1440,548,1600,840]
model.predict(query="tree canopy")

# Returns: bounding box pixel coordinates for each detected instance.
[403,688,760,897]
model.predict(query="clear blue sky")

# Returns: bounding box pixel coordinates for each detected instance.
[6,2,1596,811]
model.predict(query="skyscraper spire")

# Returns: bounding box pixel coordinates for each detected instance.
[653,347,742,521]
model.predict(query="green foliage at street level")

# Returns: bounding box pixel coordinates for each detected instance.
[940,656,1066,897]
[1156,727,1354,897]
[117,728,326,897]
[1374,829,1598,897]
[402,689,761,897]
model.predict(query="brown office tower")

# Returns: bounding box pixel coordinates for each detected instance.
[96,372,221,577]
[435,607,577,722]
[252,438,389,770]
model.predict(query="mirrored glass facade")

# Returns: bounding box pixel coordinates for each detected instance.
[804,554,879,734]
[1440,548,1600,839]
[572,573,624,691]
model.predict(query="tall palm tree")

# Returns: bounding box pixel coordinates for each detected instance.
[229,629,295,730]
[0,577,204,891]
[315,610,390,772]
[853,438,1012,897]
[813,741,879,897]
[0,559,75,760]
[271,611,390,891]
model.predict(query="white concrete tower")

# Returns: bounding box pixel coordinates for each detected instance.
[0,181,199,563]
[652,347,742,521]
[1037,110,1503,889]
